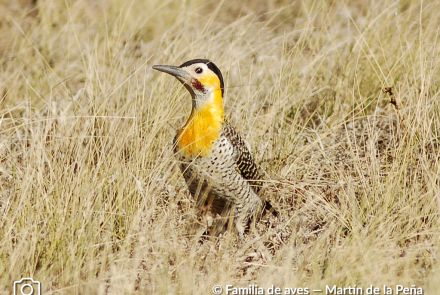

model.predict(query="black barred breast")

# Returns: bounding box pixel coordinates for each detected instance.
[174,123,263,234]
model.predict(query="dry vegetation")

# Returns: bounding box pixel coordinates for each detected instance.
[1,0,440,294]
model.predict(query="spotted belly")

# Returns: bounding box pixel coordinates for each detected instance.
[174,133,263,232]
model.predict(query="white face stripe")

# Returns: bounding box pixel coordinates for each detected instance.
[180,63,214,79]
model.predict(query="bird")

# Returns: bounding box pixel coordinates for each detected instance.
[152,59,277,236]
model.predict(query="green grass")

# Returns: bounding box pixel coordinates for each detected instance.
[1,0,439,294]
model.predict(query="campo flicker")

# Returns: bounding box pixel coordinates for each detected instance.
[153,59,276,236]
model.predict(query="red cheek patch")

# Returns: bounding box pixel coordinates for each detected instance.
[191,79,206,93]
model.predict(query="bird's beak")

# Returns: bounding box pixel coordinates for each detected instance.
[152,65,190,81]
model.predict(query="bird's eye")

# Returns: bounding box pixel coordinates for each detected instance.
[195,67,203,74]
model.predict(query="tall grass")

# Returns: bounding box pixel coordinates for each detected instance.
[0,0,439,294]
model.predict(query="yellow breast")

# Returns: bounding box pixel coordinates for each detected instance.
[177,86,224,157]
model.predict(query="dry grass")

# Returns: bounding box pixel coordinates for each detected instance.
[1,0,439,294]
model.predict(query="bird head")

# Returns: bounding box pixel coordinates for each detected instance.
[153,59,224,110]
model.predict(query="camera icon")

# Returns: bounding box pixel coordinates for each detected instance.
[13,278,41,295]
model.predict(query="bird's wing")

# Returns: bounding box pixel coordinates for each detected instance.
[222,123,263,193]
[223,123,278,217]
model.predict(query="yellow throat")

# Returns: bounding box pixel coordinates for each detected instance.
[177,75,224,157]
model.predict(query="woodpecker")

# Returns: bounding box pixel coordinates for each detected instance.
[153,59,276,236]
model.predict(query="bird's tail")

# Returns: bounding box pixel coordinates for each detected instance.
[263,200,279,217]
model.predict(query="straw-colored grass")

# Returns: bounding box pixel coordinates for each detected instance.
[1,0,439,294]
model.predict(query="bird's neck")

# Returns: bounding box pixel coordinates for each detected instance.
[177,88,224,157]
